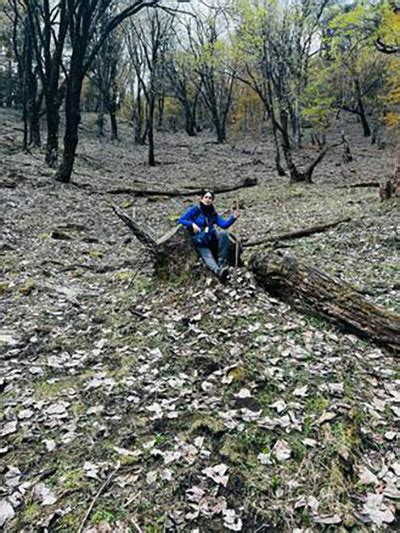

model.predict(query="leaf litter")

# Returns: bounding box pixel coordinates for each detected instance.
[0,111,399,531]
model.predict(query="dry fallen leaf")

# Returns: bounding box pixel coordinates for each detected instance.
[202,464,229,487]
[314,514,342,525]
[223,508,243,531]
[358,466,379,485]
[361,493,395,526]
[317,411,336,424]
[32,483,58,506]
[293,385,308,397]
[0,421,18,437]
[235,388,252,399]
[0,500,15,527]
[272,440,292,462]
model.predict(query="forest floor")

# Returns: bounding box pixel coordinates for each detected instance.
[1,110,399,532]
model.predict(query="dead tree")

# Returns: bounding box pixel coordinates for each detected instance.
[249,251,400,353]
[112,206,242,278]
[106,176,257,196]
[243,217,351,248]
[113,204,398,353]
[124,9,175,166]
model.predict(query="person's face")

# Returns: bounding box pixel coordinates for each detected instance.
[201,193,214,206]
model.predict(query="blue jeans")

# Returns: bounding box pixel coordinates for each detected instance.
[194,231,230,274]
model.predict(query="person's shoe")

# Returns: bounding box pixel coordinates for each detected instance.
[218,266,230,284]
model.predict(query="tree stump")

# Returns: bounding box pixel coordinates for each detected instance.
[153,227,242,278]
[112,206,242,279]
[249,251,400,353]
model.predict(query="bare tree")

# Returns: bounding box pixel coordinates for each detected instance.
[90,6,124,140]
[55,0,162,183]
[124,8,175,166]
[5,0,43,149]
[165,48,200,136]
[23,0,68,165]
[126,46,147,144]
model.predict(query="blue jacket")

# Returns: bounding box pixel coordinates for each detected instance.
[178,205,235,232]
[178,205,235,246]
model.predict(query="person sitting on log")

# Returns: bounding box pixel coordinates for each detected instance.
[178,190,239,282]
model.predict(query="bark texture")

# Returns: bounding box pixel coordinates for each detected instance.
[249,251,400,353]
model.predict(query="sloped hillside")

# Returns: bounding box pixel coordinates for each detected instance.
[1,111,399,532]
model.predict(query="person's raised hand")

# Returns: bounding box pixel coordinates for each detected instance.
[192,223,201,233]
[233,208,240,220]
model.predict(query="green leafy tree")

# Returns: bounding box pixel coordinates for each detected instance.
[233,0,336,182]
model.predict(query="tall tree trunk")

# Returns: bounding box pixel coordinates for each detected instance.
[148,96,156,166]
[208,96,225,143]
[109,91,119,141]
[22,88,28,152]
[97,93,105,137]
[56,76,83,183]
[109,77,119,140]
[6,59,14,107]
[134,87,145,144]
[157,95,164,131]
[24,21,41,148]
[183,97,197,137]
[45,92,61,167]
[28,99,41,147]
[217,123,226,143]
[358,102,371,137]
[27,85,42,147]
[282,144,307,182]
[212,109,225,143]
[110,104,118,140]
[22,24,29,151]
[271,118,285,176]
[355,80,371,137]
[278,111,306,182]
[294,97,302,148]
[185,107,196,136]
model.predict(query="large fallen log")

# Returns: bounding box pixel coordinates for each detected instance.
[249,251,400,353]
[113,205,399,351]
[107,176,257,197]
[243,217,351,248]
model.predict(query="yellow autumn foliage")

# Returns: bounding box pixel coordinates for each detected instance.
[230,84,264,137]
[378,3,400,52]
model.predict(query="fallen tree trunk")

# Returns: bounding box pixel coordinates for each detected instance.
[113,205,398,352]
[107,176,257,197]
[243,217,351,248]
[336,182,379,189]
[111,205,158,254]
[249,251,400,353]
